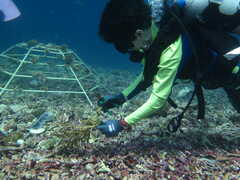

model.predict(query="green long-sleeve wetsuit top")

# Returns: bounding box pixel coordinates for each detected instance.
[122,23,183,125]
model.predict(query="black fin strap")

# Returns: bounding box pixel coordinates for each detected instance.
[167,89,196,133]
[195,83,205,119]
[167,97,178,108]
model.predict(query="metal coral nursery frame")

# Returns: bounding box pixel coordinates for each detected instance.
[0,42,100,107]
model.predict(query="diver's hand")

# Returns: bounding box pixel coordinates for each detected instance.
[97,119,130,137]
[98,93,126,112]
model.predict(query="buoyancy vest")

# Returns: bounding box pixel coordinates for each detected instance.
[177,29,240,89]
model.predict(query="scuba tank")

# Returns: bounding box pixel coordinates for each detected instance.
[185,0,240,17]
[146,0,240,33]
[183,0,240,32]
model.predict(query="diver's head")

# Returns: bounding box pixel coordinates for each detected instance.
[131,28,152,51]
[99,0,152,54]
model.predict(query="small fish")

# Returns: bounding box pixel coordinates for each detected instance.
[29,112,54,134]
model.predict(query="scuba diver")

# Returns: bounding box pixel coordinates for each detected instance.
[97,0,240,137]
[0,0,21,22]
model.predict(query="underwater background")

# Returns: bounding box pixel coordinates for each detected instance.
[0,1,240,179]
[0,0,140,70]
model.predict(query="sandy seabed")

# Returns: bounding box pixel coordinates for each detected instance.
[0,66,239,180]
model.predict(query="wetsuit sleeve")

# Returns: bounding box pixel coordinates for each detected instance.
[125,36,182,125]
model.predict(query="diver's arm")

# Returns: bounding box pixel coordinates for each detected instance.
[124,36,182,125]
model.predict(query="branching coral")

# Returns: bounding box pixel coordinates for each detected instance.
[26,40,38,47]
[1,131,23,145]
[64,53,75,65]
[31,72,47,86]
[52,108,102,154]
[59,44,69,52]
[29,56,40,64]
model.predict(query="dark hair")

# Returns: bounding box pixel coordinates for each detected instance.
[99,0,152,53]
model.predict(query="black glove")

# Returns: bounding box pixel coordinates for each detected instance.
[97,120,124,137]
[98,93,126,112]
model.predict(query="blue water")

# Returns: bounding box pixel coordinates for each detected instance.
[0,0,140,70]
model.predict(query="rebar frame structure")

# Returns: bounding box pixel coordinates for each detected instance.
[0,42,103,107]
